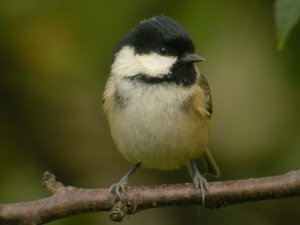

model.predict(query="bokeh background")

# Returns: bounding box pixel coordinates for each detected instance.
[1,0,299,224]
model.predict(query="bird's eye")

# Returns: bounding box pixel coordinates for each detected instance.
[160,47,168,55]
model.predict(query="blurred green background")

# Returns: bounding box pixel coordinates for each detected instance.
[1,0,299,224]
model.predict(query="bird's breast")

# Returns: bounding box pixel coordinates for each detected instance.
[108,81,210,170]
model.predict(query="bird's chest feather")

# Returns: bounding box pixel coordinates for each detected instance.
[114,81,193,132]
[106,81,210,170]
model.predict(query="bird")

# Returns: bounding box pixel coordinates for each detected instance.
[103,15,220,203]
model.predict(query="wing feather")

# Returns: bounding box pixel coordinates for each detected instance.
[196,73,220,177]
[198,73,213,118]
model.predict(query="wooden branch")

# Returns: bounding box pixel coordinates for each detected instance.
[0,169,300,225]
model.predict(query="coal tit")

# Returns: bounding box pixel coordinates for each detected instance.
[103,16,220,203]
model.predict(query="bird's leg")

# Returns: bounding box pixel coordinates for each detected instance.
[187,160,208,205]
[110,163,141,200]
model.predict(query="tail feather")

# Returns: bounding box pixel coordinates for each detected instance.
[203,149,220,178]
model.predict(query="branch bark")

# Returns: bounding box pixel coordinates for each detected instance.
[0,169,300,225]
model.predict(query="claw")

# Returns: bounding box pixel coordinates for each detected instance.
[109,179,128,201]
[188,161,208,205]
[109,163,141,201]
[193,172,208,205]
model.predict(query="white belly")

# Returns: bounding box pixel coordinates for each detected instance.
[109,83,209,170]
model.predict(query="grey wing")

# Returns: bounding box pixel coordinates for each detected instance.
[198,73,213,118]
[198,73,220,177]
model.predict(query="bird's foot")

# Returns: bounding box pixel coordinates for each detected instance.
[109,178,128,201]
[109,163,141,202]
[193,172,208,205]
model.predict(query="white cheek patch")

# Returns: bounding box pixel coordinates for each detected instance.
[111,46,177,77]
[135,52,177,76]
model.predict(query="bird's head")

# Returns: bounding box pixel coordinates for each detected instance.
[111,16,204,86]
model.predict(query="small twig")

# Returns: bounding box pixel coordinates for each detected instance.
[0,169,299,225]
[41,171,65,194]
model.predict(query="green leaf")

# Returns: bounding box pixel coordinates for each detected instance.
[275,0,300,50]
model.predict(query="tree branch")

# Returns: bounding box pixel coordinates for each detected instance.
[0,169,300,225]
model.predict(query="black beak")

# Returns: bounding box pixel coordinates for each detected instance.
[181,53,205,63]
